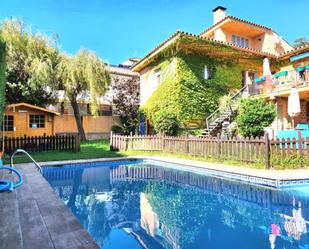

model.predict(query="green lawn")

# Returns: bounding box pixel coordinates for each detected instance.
[3,139,124,164]
[4,139,304,170]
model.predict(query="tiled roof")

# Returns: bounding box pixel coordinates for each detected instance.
[7,103,59,115]
[132,30,277,72]
[279,44,309,58]
[199,15,272,37]
[107,64,139,77]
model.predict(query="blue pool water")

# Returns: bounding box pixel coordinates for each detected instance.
[43,159,309,249]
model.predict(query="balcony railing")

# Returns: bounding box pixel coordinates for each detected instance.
[252,69,309,95]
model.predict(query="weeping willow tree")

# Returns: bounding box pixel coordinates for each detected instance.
[0,18,59,106]
[0,36,6,122]
[56,49,110,140]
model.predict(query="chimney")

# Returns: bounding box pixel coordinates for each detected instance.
[213,6,227,24]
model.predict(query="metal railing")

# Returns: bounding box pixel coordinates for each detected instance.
[252,70,309,95]
[10,149,42,174]
[205,84,249,130]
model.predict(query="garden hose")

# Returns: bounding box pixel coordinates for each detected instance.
[0,166,23,192]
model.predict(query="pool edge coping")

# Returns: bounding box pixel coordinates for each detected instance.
[19,155,309,188]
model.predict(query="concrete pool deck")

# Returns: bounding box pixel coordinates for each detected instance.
[1,156,309,249]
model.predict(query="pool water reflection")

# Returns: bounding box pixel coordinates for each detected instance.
[43,160,309,249]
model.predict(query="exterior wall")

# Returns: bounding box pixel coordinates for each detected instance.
[204,26,292,55]
[140,53,263,107]
[54,115,121,140]
[271,98,308,131]
[3,107,55,137]
[213,28,226,41]
[53,102,113,116]
[140,58,177,106]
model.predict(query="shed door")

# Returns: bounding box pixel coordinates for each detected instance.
[17,111,28,137]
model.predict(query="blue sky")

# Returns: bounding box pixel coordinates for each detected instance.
[1,0,308,64]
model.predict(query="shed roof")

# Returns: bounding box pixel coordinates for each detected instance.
[6,103,59,115]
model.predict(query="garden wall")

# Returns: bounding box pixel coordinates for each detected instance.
[55,115,121,140]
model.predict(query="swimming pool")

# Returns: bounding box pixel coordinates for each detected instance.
[43,159,309,249]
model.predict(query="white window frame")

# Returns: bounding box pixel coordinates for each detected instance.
[204,65,209,80]
[154,68,161,84]
[232,35,249,48]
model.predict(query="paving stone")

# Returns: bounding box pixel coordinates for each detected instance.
[0,192,23,249]
[44,214,72,234]
[19,212,54,249]
[0,162,102,249]
[49,231,83,249]
[71,241,101,249]
[37,201,66,217]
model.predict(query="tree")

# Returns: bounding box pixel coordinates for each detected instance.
[0,36,6,123]
[294,37,309,48]
[236,98,276,137]
[56,49,110,140]
[111,76,139,134]
[0,18,59,106]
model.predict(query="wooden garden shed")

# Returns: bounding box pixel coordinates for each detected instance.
[2,103,59,138]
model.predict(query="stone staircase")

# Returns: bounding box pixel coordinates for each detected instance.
[202,85,249,137]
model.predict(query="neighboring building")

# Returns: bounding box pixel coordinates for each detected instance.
[132,6,308,136]
[2,103,59,137]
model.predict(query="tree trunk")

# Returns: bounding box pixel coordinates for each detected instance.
[70,96,86,141]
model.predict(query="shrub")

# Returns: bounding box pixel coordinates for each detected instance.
[236,97,276,137]
[111,125,124,134]
[153,111,180,136]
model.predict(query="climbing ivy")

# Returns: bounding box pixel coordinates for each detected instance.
[141,50,255,133]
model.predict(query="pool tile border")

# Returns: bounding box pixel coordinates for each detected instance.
[34,156,309,189]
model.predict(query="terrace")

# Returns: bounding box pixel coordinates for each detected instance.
[253,66,309,98]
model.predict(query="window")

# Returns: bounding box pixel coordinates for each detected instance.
[154,68,161,84]
[204,65,210,80]
[232,35,249,48]
[3,115,14,131]
[29,115,45,128]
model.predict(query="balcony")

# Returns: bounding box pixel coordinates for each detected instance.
[252,67,309,97]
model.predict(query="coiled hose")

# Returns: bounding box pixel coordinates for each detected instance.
[0,166,23,192]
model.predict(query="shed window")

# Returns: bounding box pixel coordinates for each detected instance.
[29,115,45,128]
[3,115,14,131]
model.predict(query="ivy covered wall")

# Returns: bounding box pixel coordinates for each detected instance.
[141,50,262,132]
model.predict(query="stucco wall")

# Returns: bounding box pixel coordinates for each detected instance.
[272,97,308,130]
[54,115,121,139]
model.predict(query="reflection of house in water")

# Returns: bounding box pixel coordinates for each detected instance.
[281,200,308,241]
[45,162,309,249]
[140,193,180,249]
[110,163,309,247]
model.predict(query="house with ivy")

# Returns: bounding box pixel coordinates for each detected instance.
[132,6,309,137]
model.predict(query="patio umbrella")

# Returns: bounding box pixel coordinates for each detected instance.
[263,58,272,87]
[263,58,272,76]
[288,88,301,127]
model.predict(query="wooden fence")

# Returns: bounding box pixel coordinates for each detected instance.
[0,134,80,154]
[110,132,309,168]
